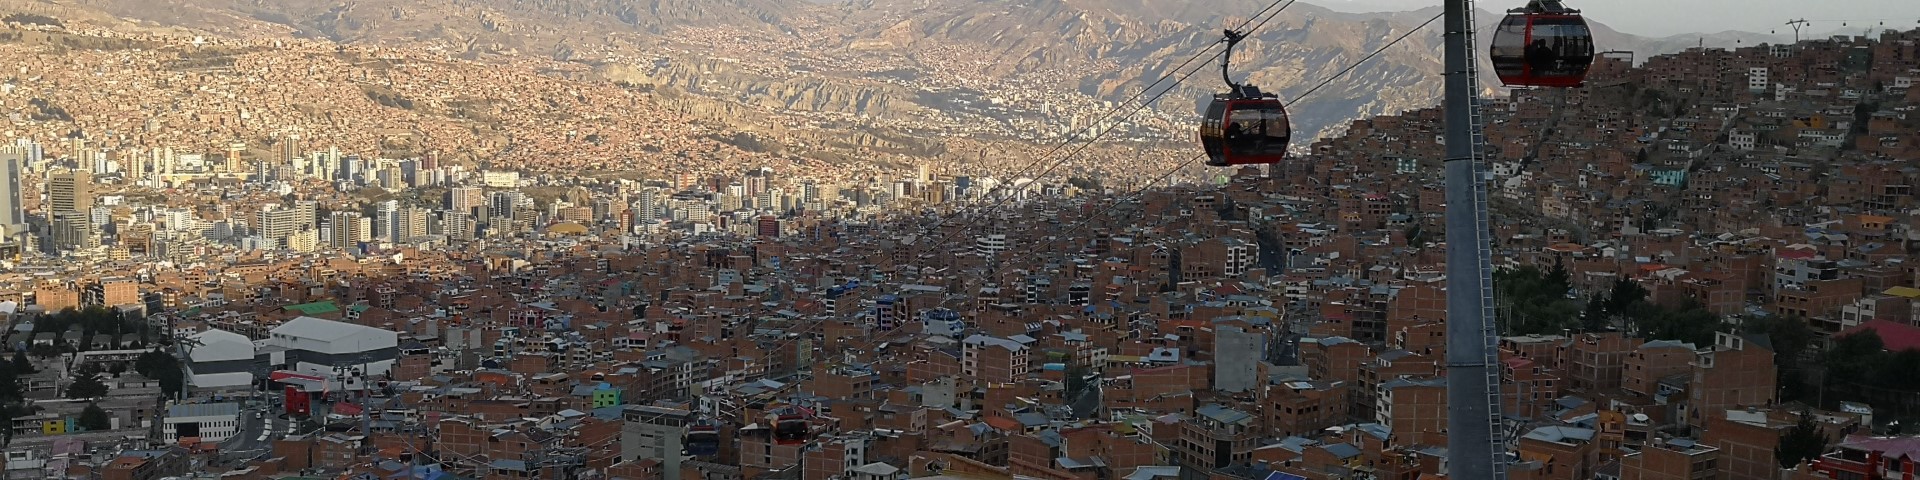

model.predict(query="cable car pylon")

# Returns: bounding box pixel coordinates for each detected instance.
[1443,0,1506,477]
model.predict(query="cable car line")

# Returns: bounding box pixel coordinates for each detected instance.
[725,1,1321,415]
[908,0,1305,268]
[729,0,1311,412]
[937,2,1448,316]
[951,0,1303,205]
[1296,12,1444,102]
[734,0,1452,431]
[866,0,1305,273]
[1055,9,1450,268]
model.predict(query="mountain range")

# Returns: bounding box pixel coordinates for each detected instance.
[5,0,1795,151]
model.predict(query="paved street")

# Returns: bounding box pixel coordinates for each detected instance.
[218,404,286,464]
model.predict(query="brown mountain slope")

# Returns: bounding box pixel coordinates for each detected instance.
[6,0,1775,148]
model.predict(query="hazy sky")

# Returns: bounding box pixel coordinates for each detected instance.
[1317,0,1920,37]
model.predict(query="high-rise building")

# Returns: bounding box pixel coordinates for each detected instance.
[51,213,97,251]
[442,211,473,241]
[448,187,484,216]
[489,191,524,219]
[257,201,317,244]
[226,142,246,173]
[0,148,24,234]
[48,170,93,216]
[287,228,319,252]
[328,211,371,250]
[634,188,659,224]
[757,215,779,238]
[375,201,397,242]
[397,207,429,242]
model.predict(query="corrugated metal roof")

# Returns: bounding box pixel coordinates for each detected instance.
[167,402,240,418]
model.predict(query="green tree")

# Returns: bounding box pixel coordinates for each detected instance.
[1822,330,1888,388]
[1545,260,1571,290]
[77,403,111,431]
[28,343,59,359]
[9,351,29,374]
[0,360,19,403]
[1604,279,1651,319]
[1636,300,1722,347]
[1741,315,1816,401]
[0,403,11,446]
[1872,349,1920,392]
[66,371,107,399]
[1580,294,1610,332]
[134,349,176,377]
[1065,366,1091,399]
[1495,265,1581,335]
[1776,411,1830,468]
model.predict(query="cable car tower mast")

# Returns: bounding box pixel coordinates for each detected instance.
[1442,0,1506,477]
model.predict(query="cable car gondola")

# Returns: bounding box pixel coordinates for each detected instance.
[1490,0,1596,88]
[1200,29,1291,167]
[684,421,720,456]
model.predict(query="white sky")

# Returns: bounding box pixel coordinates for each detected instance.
[1317,0,1920,37]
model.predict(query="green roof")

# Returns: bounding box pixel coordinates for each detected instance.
[283,301,340,315]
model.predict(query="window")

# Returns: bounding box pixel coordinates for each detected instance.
[1225,105,1289,157]
[1491,15,1530,77]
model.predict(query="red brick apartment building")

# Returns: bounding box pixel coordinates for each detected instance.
[1619,438,1720,479]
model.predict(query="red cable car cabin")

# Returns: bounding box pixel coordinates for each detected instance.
[1200,92,1291,167]
[1490,0,1596,88]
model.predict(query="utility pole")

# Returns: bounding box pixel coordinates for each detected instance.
[1442,0,1504,478]
[1785,19,1810,43]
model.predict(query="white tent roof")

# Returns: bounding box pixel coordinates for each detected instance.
[272,316,382,342]
[188,329,255,363]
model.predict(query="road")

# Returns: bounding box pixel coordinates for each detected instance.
[218,403,288,464]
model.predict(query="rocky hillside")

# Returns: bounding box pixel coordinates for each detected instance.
[7,0,1774,148]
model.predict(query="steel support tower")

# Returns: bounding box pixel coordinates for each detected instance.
[1441,0,1506,477]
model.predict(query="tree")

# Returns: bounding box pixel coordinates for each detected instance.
[66,371,107,399]
[1636,300,1722,347]
[1545,260,1571,291]
[77,403,111,431]
[134,349,176,377]
[8,351,29,374]
[1872,349,1920,393]
[0,403,11,446]
[1065,366,1091,400]
[1777,411,1830,468]
[1742,315,1816,401]
[0,361,19,403]
[1580,294,1610,332]
[1603,278,1651,319]
[1822,330,1888,388]
[28,343,59,359]
[1494,265,1582,335]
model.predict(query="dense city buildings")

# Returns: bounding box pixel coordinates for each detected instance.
[2,6,1920,480]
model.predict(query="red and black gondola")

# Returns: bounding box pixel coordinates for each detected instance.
[1490,0,1596,88]
[1200,29,1292,167]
